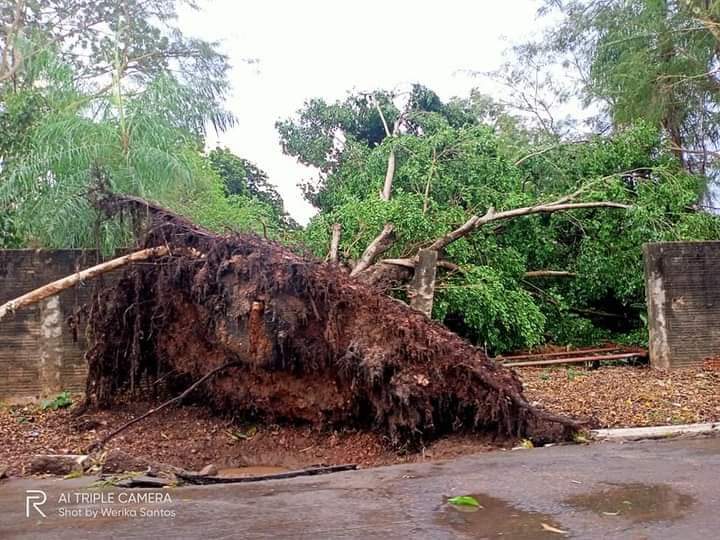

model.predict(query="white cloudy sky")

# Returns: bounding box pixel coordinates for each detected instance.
[178,0,546,223]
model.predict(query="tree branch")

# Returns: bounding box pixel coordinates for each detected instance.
[0,0,26,83]
[524,270,577,278]
[371,93,399,201]
[0,246,173,321]
[428,200,631,252]
[371,94,392,138]
[379,257,416,268]
[328,223,341,263]
[350,223,396,277]
[514,139,589,166]
[381,148,396,201]
[379,257,460,272]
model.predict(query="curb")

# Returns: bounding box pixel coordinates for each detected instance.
[592,422,720,441]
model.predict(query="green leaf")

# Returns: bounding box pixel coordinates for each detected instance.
[447,495,481,507]
[40,391,72,410]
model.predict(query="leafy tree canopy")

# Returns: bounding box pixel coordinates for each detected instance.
[208,147,298,230]
[0,0,289,250]
[295,90,720,352]
[277,84,479,209]
[529,0,720,176]
[1,0,232,133]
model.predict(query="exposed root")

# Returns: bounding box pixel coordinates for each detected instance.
[82,194,582,447]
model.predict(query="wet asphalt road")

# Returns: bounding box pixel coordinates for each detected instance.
[1,436,719,539]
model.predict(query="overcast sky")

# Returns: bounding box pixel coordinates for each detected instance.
[178,0,544,223]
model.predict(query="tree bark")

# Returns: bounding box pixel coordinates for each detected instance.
[0,246,171,321]
[408,249,438,316]
[328,223,342,263]
[0,0,26,83]
[350,223,396,277]
[381,148,396,201]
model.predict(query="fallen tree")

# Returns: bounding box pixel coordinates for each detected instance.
[68,193,583,447]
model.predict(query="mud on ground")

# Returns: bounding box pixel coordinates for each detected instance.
[0,401,504,478]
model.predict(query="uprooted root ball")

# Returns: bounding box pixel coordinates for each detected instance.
[83,195,581,448]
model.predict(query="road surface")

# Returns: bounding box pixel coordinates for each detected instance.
[1,436,719,539]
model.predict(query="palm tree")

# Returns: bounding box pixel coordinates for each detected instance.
[1,39,279,250]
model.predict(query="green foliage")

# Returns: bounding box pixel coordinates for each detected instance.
[276,92,399,174]
[434,266,546,352]
[0,31,283,250]
[0,1,284,250]
[0,210,21,248]
[1,68,210,249]
[41,391,73,411]
[278,84,479,208]
[296,90,720,353]
[537,0,720,173]
[208,147,297,229]
[1,0,233,131]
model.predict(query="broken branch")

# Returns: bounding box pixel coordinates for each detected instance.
[178,464,358,485]
[350,223,396,276]
[379,258,460,272]
[524,270,577,278]
[0,246,171,321]
[381,148,396,201]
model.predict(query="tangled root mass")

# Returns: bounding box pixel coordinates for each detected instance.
[83,195,580,447]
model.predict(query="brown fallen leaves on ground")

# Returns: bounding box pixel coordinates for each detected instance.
[3,364,719,477]
[0,401,500,477]
[520,365,720,428]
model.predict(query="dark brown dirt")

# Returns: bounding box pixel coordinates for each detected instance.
[3,365,719,478]
[79,193,579,450]
[0,400,504,477]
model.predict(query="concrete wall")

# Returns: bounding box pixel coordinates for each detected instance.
[3,242,717,398]
[644,241,720,369]
[0,250,101,400]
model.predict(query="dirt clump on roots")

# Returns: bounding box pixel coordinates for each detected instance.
[81,194,581,449]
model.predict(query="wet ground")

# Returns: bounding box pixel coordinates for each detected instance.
[1,436,719,539]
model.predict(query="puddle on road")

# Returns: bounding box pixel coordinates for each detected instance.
[437,493,569,538]
[216,466,288,477]
[564,483,694,523]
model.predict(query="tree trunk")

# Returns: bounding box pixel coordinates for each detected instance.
[381,148,396,201]
[408,249,438,316]
[328,223,341,263]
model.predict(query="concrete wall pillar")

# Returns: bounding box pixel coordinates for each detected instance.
[38,296,64,396]
[643,241,720,368]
